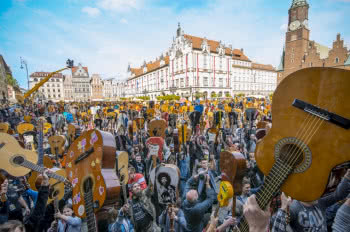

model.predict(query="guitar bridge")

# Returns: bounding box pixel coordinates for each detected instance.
[292,99,350,129]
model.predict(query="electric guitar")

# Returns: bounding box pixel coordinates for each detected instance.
[237,67,350,232]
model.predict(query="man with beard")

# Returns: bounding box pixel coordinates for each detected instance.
[121,183,160,232]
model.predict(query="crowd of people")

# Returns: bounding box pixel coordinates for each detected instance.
[0,98,349,232]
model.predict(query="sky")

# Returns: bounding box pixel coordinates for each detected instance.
[0,0,349,89]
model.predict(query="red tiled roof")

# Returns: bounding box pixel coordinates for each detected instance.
[129,56,170,79]
[252,63,276,72]
[184,34,251,61]
[72,66,89,75]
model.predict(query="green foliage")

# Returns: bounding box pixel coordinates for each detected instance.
[120,97,128,101]
[6,74,19,87]
[156,94,180,101]
[137,96,150,100]
[211,92,217,98]
[225,92,232,97]
[236,93,245,97]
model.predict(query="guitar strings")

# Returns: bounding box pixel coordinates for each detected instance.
[260,115,322,207]
[253,112,323,226]
[258,113,325,210]
[254,112,316,207]
[236,111,318,232]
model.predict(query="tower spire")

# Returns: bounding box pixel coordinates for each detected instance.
[291,0,308,9]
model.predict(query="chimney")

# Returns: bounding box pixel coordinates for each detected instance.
[241,48,244,53]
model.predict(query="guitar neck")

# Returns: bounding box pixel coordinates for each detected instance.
[84,189,98,232]
[38,124,44,166]
[237,159,294,232]
[19,159,66,183]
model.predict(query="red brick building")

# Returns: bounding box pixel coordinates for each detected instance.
[277,0,350,84]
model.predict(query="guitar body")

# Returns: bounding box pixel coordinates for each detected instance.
[255,67,350,202]
[48,135,66,156]
[117,151,129,185]
[148,119,166,138]
[34,167,66,204]
[17,123,35,135]
[0,133,38,177]
[28,155,54,191]
[146,137,164,162]
[149,164,179,205]
[66,129,120,218]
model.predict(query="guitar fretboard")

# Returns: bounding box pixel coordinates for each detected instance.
[20,159,66,183]
[84,189,97,232]
[237,158,294,232]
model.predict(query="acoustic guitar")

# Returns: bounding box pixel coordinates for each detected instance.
[0,123,9,134]
[0,133,70,203]
[48,135,66,165]
[17,123,35,135]
[65,129,120,231]
[237,67,350,232]
[67,123,81,146]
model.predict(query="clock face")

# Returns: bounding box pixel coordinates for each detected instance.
[303,19,309,29]
[289,20,301,31]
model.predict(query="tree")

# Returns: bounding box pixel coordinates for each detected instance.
[6,74,19,87]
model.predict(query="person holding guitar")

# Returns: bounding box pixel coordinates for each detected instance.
[48,204,82,232]
[272,169,350,232]
[0,169,51,231]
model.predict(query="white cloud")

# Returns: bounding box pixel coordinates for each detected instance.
[97,0,143,12]
[120,18,128,24]
[82,7,101,17]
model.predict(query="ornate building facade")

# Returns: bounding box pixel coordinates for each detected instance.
[29,72,64,102]
[63,74,74,101]
[277,0,350,83]
[125,24,277,99]
[90,74,103,101]
[71,63,91,101]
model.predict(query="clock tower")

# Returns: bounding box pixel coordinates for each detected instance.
[284,0,310,77]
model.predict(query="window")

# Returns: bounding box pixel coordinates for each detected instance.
[335,57,339,64]
[203,77,208,86]
[310,62,313,67]
[48,89,50,92]
[203,55,207,68]
[53,89,55,92]
[219,78,223,87]
[48,95,51,98]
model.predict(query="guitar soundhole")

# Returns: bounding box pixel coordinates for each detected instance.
[13,156,25,165]
[279,144,304,167]
[83,177,93,194]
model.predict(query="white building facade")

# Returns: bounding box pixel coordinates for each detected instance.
[125,24,277,99]
[71,63,91,102]
[29,72,64,102]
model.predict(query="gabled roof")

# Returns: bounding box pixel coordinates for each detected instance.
[184,34,250,62]
[129,56,170,79]
[72,66,89,75]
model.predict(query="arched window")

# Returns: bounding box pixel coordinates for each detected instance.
[335,57,339,64]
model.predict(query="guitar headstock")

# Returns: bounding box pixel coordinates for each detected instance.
[148,119,166,138]
[17,123,35,135]
[0,123,9,134]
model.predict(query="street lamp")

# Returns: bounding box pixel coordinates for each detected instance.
[20,57,29,90]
